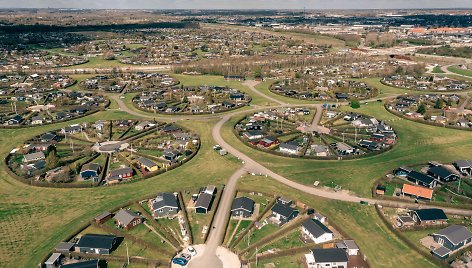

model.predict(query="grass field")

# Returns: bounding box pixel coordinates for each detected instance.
[64,56,129,69]
[447,66,472,77]
[432,66,446,74]
[237,175,438,268]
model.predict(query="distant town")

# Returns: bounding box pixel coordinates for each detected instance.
[0,7,472,268]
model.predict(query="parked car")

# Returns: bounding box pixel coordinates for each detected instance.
[181,253,191,261]
[172,257,188,266]
[188,246,197,256]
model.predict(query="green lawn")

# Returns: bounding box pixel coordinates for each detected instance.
[432,66,445,74]
[447,66,472,77]
[63,56,129,69]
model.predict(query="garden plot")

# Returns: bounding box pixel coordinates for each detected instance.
[79,73,178,93]
[270,78,377,101]
[386,94,472,129]
[6,120,199,186]
[133,85,251,114]
[236,108,397,159]
[0,90,107,127]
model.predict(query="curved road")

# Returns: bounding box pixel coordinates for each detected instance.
[108,80,472,268]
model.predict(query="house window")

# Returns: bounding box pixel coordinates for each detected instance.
[169,208,173,211]
[438,238,444,245]
[159,209,163,213]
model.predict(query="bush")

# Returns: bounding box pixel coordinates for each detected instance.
[350,100,361,109]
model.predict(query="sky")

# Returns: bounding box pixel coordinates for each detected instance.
[1,0,472,10]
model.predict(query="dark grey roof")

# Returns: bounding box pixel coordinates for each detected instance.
[55,242,75,252]
[413,208,448,221]
[231,197,255,213]
[23,151,45,162]
[113,209,142,226]
[434,225,472,245]
[109,167,133,177]
[311,248,349,263]
[77,234,116,250]
[137,157,157,168]
[302,219,333,238]
[428,166,455,179]
[195,193,213,209]
[432,246,451,257]
[271,203,297,218]
[81,163,100,173]
[152,192,179,210]
[454,160,472,168]
[407,171,436,185]
[95,212,112,221]
[279,141,299,151]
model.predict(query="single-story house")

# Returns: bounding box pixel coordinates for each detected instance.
[271,203,299,225]
[312,145,329,157]
[80,163,101,181]
[107,167,133,183]
[431,225,472,259]
[279,141,300,155]
[231,196,255,218]
[113,209,143,230]
[62,124,82,134]
[135,121,151,131]
[23,151,45,163]
[453,160,472,176]
[55,242,75,252]
[406,170,438,188]
[136,157,159,172]
[427,166,459,183]
[45,252,62,268]
[195,192,214,214]
[163,150,181,162]
[336,240,360,256]
[76,234,117,255]
[402,184,433,200]
[306,248,349,268]
[276,196,293,206]
[40,133,59,143]
[301,219,334,244]
[8,114,23,125]
[243,130,264,140]
[148,192,180,218]
[410,208,448,226]
[95,212,113,224]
